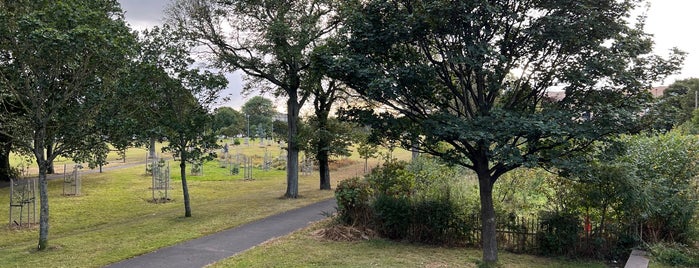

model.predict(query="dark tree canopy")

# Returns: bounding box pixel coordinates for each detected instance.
[321,0,684,263]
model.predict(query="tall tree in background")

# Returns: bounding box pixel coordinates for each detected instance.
[212,107,245,137]
[322,0,683,263]
[0,0,134,250]
[305,57,349,189]
[241,96,276,139]
[168,0,338,198]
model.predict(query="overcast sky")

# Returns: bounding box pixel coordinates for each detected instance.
[117,0,699,109]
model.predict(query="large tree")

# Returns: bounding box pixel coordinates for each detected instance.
[128,25,227,218]
[304,72,350,189]
[321,0,683,263]
[212,106,245,137]
[168,0,338,198]
[0,0,134,250]
[241,96,276,139]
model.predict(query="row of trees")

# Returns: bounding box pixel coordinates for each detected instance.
[212,96,278,140]
[0,0,687,264]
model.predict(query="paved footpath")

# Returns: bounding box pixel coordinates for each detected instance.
[105,198,337,268]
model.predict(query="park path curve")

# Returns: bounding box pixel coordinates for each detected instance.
[104,198,337,268]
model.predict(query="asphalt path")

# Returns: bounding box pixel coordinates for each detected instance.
[104,198,337,268]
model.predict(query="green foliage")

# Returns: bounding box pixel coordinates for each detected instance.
[366,160,413,197]
[0,0,137,250]
[650,78,699,131]
[536,211,581,256]
[213,107,245,137]
[242,96,276,138]
[335,177,373,226]
[623,132,699,243]
[372,194,412,239]
[495,168,554,217]
[649,242,699,267]
[323,1,683,261]
[550,132,699,259]
[338,157,477,245]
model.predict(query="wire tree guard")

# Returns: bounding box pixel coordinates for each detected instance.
[9,174,37,228]
[63,164,82,196]
[150,158,171,202]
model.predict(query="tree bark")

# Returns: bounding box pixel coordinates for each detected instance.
[318,149,331,190]
[45,142,54,174]
[0,134,11,182]
[180,141,192,217]
[36,137,49,250]
[285,97,300,198]
[316,109,331,190]
[477,162,498,264]
[149,137,157,159]
[38,162,49,250]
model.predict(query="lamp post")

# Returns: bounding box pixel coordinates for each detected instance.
[245,114,250,146]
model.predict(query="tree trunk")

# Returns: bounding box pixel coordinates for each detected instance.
[477,166,498,264]
[316,110,331,190]
[149,137,157,159]
[36,139,49,250]
[0,135,11,182]
[45,142,54,174]
[318,149,330,190]
[285,98,300,198]
[180,144,192,217]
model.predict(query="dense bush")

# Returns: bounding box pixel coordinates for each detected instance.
[649,242,699,267]
[366,160,413,197]
[551,132,699,258]
[335,177,373,226]
[335,132,699,259]
[337,157,477,245]
[536,211,581,256]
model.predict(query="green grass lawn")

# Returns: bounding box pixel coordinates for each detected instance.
[0,143,367,267]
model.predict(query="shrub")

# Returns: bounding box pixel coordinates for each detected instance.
[536,210,581,256]
[649,242,699,267]
[372,194,412,239]
[366,160,413,197]
[335,177,373,226]
[368,157,477,245]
